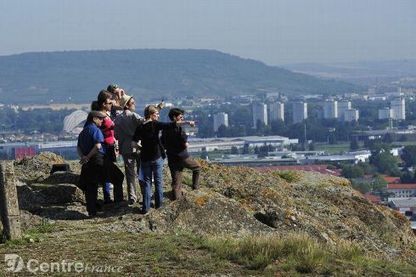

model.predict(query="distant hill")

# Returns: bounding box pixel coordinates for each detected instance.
[282,59,416,86]
[0,49,362,104]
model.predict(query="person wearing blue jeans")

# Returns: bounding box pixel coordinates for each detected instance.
[133,105,195,214]
[141,157,164,211]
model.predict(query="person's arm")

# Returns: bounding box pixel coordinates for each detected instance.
[155,120,195,130]
[77,140,88,164]
[160,130,168,149]
[111,101,123,111]
[114,120,120,141]
[132,123,142,142]
[177,120,195,127]
[77,146,84,159]
[80,143,102,164]
[133,112,143,122]
[154,121,176,130]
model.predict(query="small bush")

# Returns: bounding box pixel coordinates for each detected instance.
[279,234,328,273]
[274,171,301,183]
[335,240,364,261]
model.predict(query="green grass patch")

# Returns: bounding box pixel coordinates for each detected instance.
[200,233,416,275]
[0,228,253,275]
[315,142,350,154]
[274,170,301,183]
[1,223,415,275]
[3,220,57,246]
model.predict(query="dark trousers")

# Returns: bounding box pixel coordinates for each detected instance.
[85,183,99,216]
[79,155,105,216]
[104,158,124,202]
[168,157,201,200]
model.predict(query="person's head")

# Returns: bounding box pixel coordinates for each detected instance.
[97,90,113,112]
[120,94,135,111]
[144,105,160,120]
[86,111,106,127]
[107,84,124,99]
[168,108,185,122]
[125,97,135,112]
[107,84,118,94]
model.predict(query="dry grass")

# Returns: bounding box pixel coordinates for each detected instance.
[200,232,416,275]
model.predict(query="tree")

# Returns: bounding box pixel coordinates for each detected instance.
[400,169,415,183]
[351,180,372,194]
[230,146,239,155]
[328,131,337,144]
[242,143,250,154]
[308,142,315,151]
[399,135,407,142]
[217,124,228,137]
[270,119,286,135]
[341,165,364,179]
[382,133,393,143]
[259,145,269,157]
[371,175,388,191]
[370,151,400,176]
[350,138,359,151]
[401,145,416,167]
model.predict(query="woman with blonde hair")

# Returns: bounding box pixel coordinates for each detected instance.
[132,105,194,214]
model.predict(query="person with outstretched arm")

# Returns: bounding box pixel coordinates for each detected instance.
[132,105,194,214]
[161,108,200,200]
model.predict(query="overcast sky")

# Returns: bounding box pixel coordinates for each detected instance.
[0,0,415,65]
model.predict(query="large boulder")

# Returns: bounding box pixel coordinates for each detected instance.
[18,182,85,212]
[14,152,66,183]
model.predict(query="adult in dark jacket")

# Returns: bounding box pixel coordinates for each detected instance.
[132,105,194,214]
[77,111,107,217]
[161,108,200,200]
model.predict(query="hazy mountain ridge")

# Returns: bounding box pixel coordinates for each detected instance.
[0,49,361,104]
[283,59,416,85]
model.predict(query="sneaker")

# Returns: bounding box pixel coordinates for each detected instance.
[104,199,113,205]
[114,200,128,208]
[87,212,97,218]
[128,199,136,206]
[139,209,149,215]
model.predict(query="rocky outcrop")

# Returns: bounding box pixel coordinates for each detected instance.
[8,154,416,262]
[14,152,66,183]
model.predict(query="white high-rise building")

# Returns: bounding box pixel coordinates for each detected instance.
[268,102,285,122]
[391,98,406,120]
[323,100,338,119]
[344,109,359,122]
[378,107,393,120]
[292,102,307,124]
[338,100,351,120]
[213,112,229,132]
[252,103,268,128]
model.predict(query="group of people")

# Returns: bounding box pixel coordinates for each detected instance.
[77,84,201,217]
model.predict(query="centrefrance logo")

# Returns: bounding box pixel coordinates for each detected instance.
[4,254,123,273]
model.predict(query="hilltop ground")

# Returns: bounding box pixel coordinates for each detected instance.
[1,152,416,275]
